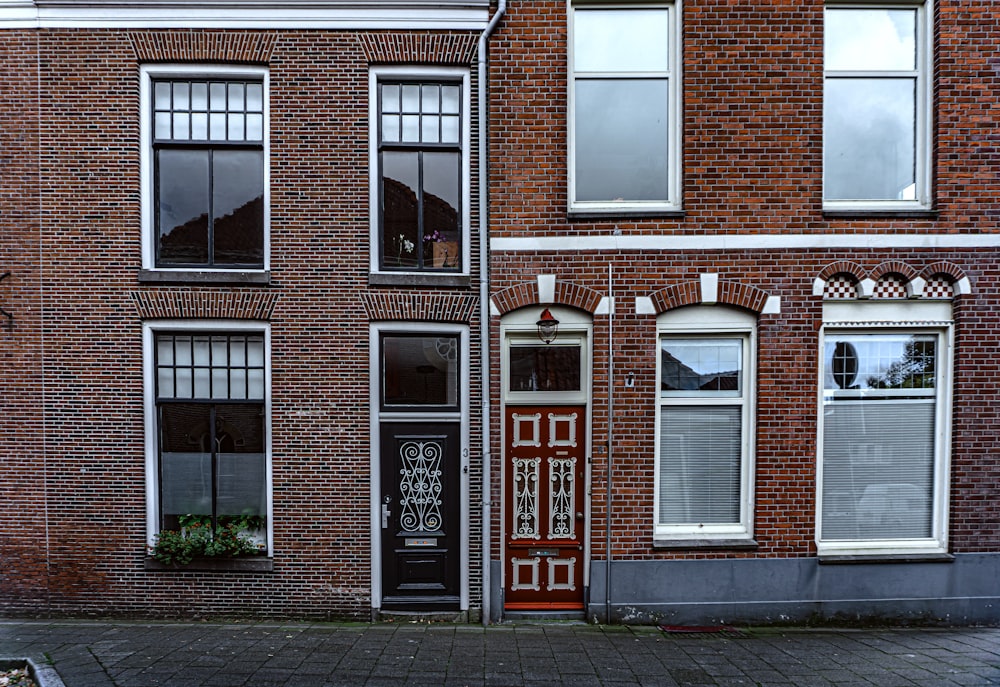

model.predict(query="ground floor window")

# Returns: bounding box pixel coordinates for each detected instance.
[655,307,755,541]
[146,323,270,556]
[819,329,949,553]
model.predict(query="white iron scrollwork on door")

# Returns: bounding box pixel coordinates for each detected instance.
[512,457,540,539]
[398,440,443,533]
[548,457,575,539]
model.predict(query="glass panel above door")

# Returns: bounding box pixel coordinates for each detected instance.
[508,345,581,393]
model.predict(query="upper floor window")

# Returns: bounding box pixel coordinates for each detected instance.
[570,2,680,213]
[372,68,469,274]
[141,65,269,272]
[655,307,755,542]
[824,3,931,209]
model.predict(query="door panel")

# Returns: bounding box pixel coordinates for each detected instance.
[380,422,460,610]
[504,406,586,609]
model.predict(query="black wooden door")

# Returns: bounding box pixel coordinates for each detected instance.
[380,422,460,610]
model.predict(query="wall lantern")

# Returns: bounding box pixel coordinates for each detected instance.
[536,308,560,344]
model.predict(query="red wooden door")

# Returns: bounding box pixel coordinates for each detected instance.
[504,405,585,609]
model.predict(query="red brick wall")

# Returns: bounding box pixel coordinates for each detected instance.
[0,27,485,619]
[487,0,1000,563]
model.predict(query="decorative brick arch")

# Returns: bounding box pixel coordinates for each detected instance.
[817,261,866,283]
[920,261,968,285]
[870,260,919,282]
[128,31,278,63]
[648,279,771,315]
[491,280,603,316]
[357,32,478,65]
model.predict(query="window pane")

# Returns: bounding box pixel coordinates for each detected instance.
[383,335,459,406]
[154,81,171,110]
[659,406,741,525]
[210,82,227,111]
[822,400,934,540]
[212,149,265,266]
[228,113,245,141]
[824,78,915,201]
[401,85,420,112]
[246,83,263,111]
[172,112,190,140]
[172,82,189,110]
[191,113,208,140]
[381,152,420,269]
[157,149,209,265]
[824,334,936,393]
[661,339,742,395]
[154,112,171,139]
[246,114,264,141]
[382,114,400,143]
[402,114,420,142]
[441,85,460,114]
[574,8,669,73]
[209,113,227,140]
[382,84,400,113]
[421,151,460,267]
[575,79,668,202]
[228,82,244,110]
[191,82,208,110]
[421,84,440,113]
[509,345,581,392]
[160,404,212,515]
[441,115,460,144]
[421,114,440,143]
[826,9,916,71]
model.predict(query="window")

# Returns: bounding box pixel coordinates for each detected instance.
[824,3,930,208]
[146,324,270,554]
[372,68,469,273]
[141,66,268,272]
[569,2,680,212]
[381,334,459,408]
[655,308,755,541]
[819,329,950,554]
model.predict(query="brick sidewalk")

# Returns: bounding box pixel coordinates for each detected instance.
[2,620,999,686]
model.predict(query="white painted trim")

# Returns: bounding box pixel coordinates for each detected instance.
[823,299,952,324]
[369,66,472,277]
[654,306,756,540]
[699,272,718,304]
[369,322,471,612]
[140,64,270,274]
[0,5,488,29]
[142,319,273,553]
[595,296,613,315]
[635,296,656,315]
[762,295,781,314]
[490,233,1000,252]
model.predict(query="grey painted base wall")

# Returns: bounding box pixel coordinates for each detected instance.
[585,554,1000,625]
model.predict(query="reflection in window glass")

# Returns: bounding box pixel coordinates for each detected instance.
[661,339,742,394]
[509,345,581,392]
[574,8,669,73]
[825,9,916,71]
[383,335,459,406]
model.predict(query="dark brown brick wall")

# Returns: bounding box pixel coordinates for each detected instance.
[487,0,1000,564]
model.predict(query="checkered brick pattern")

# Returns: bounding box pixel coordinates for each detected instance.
[823,275,857,300]
[872,276,907,299]
[923,277,954,299]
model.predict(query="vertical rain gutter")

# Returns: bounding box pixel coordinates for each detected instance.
[478,0,506,626]
[605,265,614,622]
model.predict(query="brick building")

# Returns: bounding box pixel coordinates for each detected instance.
[2,0,999,627]
[485,0,1000,624]
[0,0,497,620]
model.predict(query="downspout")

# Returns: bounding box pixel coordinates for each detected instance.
[605,264,614,623]
[478,0,507,627]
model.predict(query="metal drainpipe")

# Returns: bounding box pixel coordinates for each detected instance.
[478,0,506,627]
[605,264,614,623]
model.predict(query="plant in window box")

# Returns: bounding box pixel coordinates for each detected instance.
[424,230,458,268]
[151,513,265,566]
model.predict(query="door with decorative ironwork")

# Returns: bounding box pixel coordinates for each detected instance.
[504,405,586,609]
[380,422,460,610]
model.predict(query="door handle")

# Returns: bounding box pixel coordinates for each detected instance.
[381,503,391,529]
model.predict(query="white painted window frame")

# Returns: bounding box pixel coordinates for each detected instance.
[653,306,756,541]
[823,0,933,211]
[816,300,952,556]
[140,64,271,273]
[368,321,471,611]
[368,66,472,276]
[567,0,682,213]
[142,319,273,553]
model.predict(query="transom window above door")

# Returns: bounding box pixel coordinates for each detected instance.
[372,69,469,275]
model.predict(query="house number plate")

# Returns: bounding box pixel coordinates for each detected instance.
[405,538,437,547]
[528,548,558,557]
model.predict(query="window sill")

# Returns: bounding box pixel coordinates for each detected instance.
[144,556,273,572]
[139,269,271,285]
[822,209,938,220]
[568,209,685,222]
[652,538,758,551]
[818,553,954,565]
[368,272,471,288]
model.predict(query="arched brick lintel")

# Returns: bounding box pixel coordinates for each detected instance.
[649,280,771,315]
[871,260,919,282]
[817,261,866,283]
[920,261,968,284]
[491,280,604,316]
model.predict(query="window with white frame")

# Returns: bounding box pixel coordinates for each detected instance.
[570,1,679,212]
[141,66,268,271]
[371,68,469,273]
[824,2,930,207]
[655,308,754,540]
[147,324,270,553]
[819,328,950,553]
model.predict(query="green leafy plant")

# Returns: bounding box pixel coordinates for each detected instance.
[151,514,264,566]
